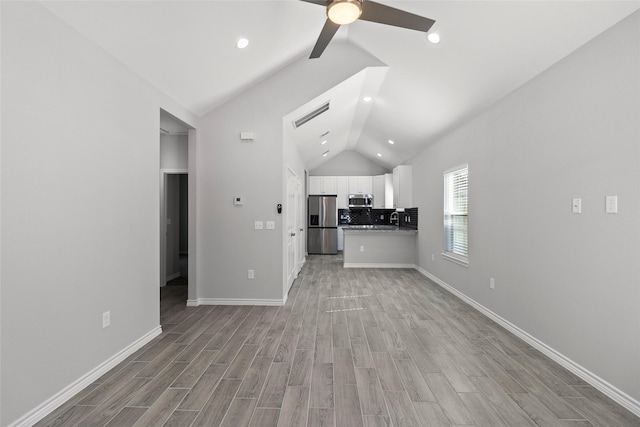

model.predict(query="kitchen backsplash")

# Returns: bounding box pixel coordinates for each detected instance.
[400,207,418,230]
[339,207,418,230]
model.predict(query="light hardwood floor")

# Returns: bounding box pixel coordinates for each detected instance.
[36,255,639,426]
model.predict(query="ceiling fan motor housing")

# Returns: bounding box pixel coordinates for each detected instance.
[327,0,363,25]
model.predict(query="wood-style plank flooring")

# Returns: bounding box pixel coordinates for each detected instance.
[36,255,640,426]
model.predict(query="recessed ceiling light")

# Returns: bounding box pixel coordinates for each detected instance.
[363,96,372,102]
[321,140,327,145]
[427,33,440,44]
[236,38,249,49]
[388,140,395,145]
[376,153,382,157]
[322,150,330,157]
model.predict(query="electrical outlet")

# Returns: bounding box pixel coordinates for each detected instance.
[431,254,435,261]
[490,278,495,290]
[248,269,255,279]
[360,246,365,252]
[102,311,111,328]
[266,221,275,230]
[254,221,264,230]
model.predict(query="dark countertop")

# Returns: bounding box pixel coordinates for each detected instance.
[342,225,417,233]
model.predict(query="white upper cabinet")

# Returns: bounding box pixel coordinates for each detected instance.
[309,176,323,194]
[348,176,373,195]
[384,173,394,208]
[336,176,349,209]
[372,175,385,208]
[312,175,393,208]
[323,176,337,194]
[393,165,412,208]
[309,176,337,195]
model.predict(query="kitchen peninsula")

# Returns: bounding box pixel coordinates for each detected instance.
[341,208,418,268]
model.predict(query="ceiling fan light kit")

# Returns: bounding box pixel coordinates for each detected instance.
[302,0,436,59]
[327,0,363,25]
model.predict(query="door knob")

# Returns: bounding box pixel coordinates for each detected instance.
[290,232,296,237]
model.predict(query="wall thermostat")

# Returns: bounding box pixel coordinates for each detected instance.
[240,132,254,141]
[234,196,244,206]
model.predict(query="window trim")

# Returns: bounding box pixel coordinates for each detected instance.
[443,164,469,267]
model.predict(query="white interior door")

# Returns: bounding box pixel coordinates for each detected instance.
[296,177,305,271]
[286,169,298,290]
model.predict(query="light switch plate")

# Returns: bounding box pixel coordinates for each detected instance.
[572,198,582,214]
[605,195,618,214]
[266,221,275,230]
[255,221,264,230]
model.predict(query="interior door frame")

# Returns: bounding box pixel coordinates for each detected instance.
[160,168,188,287]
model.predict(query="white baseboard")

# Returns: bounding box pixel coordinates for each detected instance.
[344,263,417,269]
[187,298,285,306]
[9,326,163,427]
[414,265,640,418]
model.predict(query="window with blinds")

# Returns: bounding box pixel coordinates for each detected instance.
[443,165,468,265]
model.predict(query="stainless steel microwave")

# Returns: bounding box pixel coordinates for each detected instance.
[348,194,373,208]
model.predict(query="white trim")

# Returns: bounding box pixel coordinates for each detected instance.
[9,326,163,427]
[443,163,469,176]
[344,263,417,269]
[414,265,640,418]
[187,298,286,306]
[441,252,469,267]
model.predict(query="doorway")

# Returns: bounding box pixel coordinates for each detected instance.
[159,109,193,311]
[164,173,188,286]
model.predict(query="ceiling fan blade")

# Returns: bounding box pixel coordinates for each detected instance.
[360,1,435,33]
[310,19,341,59]
[298,0,327,5]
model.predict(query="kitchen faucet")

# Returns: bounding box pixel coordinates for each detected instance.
[390,211,399,226]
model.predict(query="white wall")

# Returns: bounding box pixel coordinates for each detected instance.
[310,150,390,176]
[160,134,188,170]
[409,11,640,409]
[0,2,197,425]
[195,43,384,304]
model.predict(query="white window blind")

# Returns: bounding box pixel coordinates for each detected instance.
[444,165,468,262]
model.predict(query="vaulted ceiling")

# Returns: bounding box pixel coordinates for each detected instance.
[43,1,640,170]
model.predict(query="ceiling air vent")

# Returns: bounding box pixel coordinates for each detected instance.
[293,101,330,129]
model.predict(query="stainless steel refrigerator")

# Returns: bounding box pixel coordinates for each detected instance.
[308,195,338,254]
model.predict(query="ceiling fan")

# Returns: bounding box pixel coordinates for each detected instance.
[300,0,436,59]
